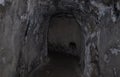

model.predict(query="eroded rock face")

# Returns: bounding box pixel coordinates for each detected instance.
[0,0,120,77]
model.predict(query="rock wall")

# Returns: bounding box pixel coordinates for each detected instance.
[0,0,120,77]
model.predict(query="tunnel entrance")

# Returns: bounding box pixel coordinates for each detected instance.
[48,13,84,56]
[46,13,84,77]
[29,13,85,77]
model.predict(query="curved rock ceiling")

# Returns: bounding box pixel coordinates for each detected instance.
[0,0,120,77]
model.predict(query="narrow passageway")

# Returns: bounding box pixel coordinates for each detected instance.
[29,14,83,77]
[30,51,81,77]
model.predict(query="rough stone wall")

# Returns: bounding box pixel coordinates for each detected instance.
[99,20,120,77]
[0,0,50,77]
[0,0,120,77]
[0,0,27,77]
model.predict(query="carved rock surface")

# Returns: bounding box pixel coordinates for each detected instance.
[0,0,120,77]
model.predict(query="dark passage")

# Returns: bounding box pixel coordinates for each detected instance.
[29,14,82,77]
[29,51,81,77]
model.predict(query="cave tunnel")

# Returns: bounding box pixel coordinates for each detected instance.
[2,0,120,77]
[47,13,85,57]
[29,13,85,77]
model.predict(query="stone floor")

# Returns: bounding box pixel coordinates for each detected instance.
[29,52,81,77]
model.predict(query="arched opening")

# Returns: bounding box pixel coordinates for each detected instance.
[11,1,102,77]
[69,42,77,49]
[46,13,85,77]
[29,13,85,77]
[48,13,84,55]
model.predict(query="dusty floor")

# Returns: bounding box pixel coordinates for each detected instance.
[30,51,81,77]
